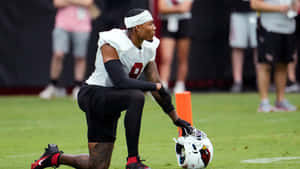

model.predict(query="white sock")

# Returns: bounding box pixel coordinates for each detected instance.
[162,81,168,88]
[175,81,185,87]
[261,99,269,104]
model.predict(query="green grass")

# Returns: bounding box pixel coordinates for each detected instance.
[0,93,300,169]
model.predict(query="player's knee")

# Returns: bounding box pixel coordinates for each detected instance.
[75,57,86,62]
[53,52,64,61]
[161,55,172,65]
[129,90,145,104]
[275,63,288,69]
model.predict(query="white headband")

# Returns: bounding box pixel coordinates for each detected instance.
[124,10,153,29]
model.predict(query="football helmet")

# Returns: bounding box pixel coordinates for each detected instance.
[174,128,213,169]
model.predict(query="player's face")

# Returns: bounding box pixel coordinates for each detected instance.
[138,21,156,41]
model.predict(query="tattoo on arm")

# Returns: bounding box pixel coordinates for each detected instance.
[144,61,161,83]
[144,61,170,109]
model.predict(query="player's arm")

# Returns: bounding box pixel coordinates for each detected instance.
[250,0,289,13]
[53,0,71,8]
[53,0,93,8]
[102,44,161,91]
[144,61,193,132]
[158,0,192,14]
[143,61,174,114]
[68,0,93,7]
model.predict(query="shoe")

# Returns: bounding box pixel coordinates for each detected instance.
[258,102,275,113]
[39,85,66,99]
[275,100,297,112]
[285,82,300,93]
[230,83,242,93]
[72,86,80,100]
[39,85,56,99]
[54,88,66,98]
[126,156,151,169]
[31,144,63,169]
[173,82,185,93]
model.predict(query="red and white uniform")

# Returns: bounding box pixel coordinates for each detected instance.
[86,29,160,86]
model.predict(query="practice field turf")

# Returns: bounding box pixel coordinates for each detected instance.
[0,93,299,169]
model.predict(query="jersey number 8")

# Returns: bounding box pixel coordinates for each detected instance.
[129,63,143,79]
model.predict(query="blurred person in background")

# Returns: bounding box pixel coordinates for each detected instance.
[229,0,258,93]
[85,0,132,78]
[158,0,193,93]
[251,0,299,112]
[39,0,93,99]
[286,52,300,92]
[286,12,300,93]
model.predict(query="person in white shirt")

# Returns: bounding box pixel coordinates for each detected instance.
[251,0,299,112]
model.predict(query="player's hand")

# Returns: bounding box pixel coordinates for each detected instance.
[291,0,300,12]
[177,0,192,13]
[279,5,290,13]
[156,83,162,90]
[174,118,193,135]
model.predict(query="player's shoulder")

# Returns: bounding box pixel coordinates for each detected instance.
[98,29,132,51]
[142,36,160,49]
[101,28,125,36]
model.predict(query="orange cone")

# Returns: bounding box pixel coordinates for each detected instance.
[175,91,193,136]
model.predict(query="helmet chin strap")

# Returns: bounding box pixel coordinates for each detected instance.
[182,127,197,137]
[183,128,189,136]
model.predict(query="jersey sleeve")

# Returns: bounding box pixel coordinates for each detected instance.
[98,29,131,52]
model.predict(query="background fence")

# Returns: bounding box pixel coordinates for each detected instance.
[1,0,298,91]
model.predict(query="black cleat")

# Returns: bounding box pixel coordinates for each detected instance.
[126,156,151,169]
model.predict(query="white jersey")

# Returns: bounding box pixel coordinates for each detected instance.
[260,0,296,34]
[86,29,160,87]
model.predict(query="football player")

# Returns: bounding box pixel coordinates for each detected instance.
[31,8,193,169]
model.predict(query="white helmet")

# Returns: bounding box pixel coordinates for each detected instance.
[174,128,213,169]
